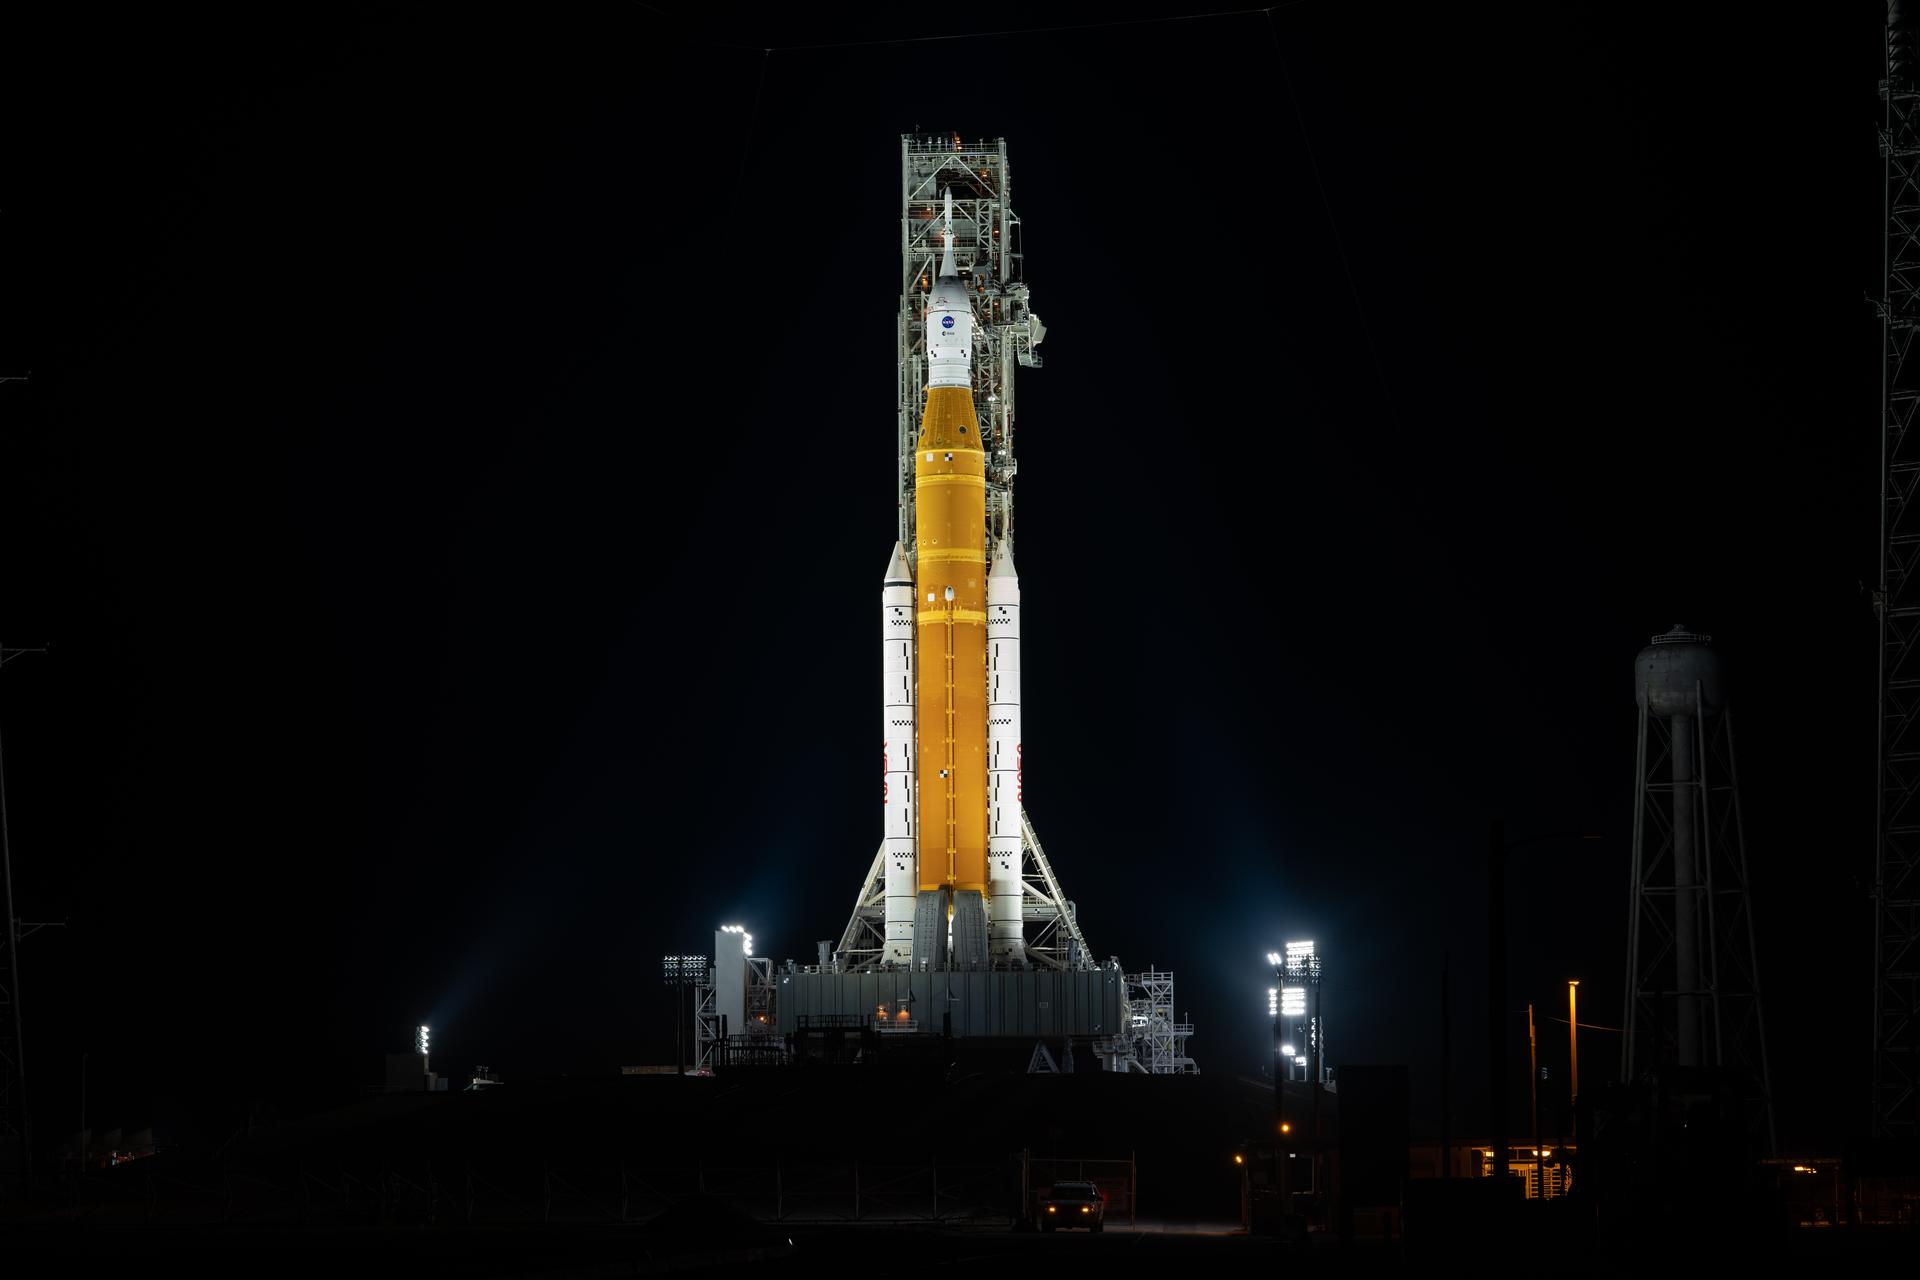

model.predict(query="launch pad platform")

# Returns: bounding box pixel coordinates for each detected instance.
[776,967,1124,1040]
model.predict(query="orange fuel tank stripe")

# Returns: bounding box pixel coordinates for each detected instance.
[914,384,988,895]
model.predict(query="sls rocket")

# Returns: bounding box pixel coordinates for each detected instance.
[881,192,1025,970]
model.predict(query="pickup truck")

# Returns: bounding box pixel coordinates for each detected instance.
[1038,1180,1106,1232]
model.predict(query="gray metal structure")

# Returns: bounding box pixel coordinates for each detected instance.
[1876,0,1920,1139]
[834,808,1093,973]
[1093,969,1197,1075]
[1622,627,1774,1151]
[691,951,779,1075]
[896,134,1044,558]
[776,966,1124,1041]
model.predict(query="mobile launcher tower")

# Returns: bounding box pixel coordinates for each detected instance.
[691,137,1195,1076]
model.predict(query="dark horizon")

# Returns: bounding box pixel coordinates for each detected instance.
[0,3,1883,1157]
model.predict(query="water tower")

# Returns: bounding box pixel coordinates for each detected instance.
[1622,626,1775,1148]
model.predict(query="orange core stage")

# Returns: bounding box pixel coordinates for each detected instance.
[914,383,988,895]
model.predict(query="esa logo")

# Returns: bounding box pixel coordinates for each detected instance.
[941,315,955,329]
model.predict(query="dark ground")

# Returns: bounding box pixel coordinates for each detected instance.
[0,1223,1348,1279]
[2,1210,1913,1278]
[4,1070,1912,1275]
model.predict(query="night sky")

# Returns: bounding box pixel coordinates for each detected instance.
[0,4,1880,1152]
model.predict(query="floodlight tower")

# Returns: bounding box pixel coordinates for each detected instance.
[661,954,707,1077]
[1267,941,1323,1084]
[1622,626,1775,1150]
[1280,941,1324,1084]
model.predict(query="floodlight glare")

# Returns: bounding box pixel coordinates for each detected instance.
[1266,951,1282,966]
[1285,940,1315,959]
[415,1024,430,1056]
[1281,1044,1295,1056]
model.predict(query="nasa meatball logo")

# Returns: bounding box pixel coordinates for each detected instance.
[941,315,955,329]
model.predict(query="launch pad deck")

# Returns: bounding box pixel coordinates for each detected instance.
[776,967,1124,1039]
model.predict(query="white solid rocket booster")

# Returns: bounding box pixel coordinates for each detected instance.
[987,540,1024,963]
[881,541,918,964]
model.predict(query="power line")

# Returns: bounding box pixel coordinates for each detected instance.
[1543,1015,1624,1033]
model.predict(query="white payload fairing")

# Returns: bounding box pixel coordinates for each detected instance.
[879,191,1027,970]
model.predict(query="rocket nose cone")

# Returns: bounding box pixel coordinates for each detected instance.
[989,542,1017,578]
[884,540,914,584]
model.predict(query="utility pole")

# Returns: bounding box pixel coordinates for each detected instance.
[1310,959,1324,1207]
[1487,819,1508,1181]
[1489,826,1600,1182]
[0,639,48,1175]
[1567,980,1580,1137]
[1526,1002,1540,1162]
[1441,954,1452,1178]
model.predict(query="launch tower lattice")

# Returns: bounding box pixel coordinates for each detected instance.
[1875,2,1920,1140]
[897,135,1044,558]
